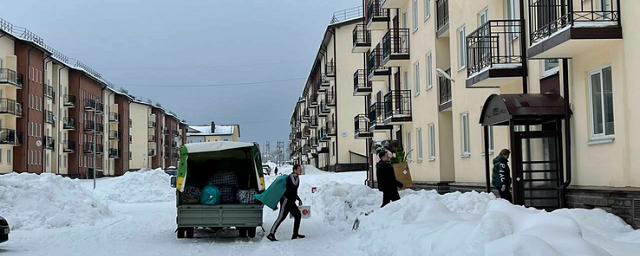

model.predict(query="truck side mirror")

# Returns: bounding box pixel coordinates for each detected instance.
[171,176,177,188]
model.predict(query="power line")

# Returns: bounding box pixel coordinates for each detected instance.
[116,77,306,88]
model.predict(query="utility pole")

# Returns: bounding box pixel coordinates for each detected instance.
[93,100,97,190]
[265,141,271,162]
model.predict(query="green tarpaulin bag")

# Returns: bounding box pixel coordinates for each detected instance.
[200,184,221,205]
[254,175,287,210]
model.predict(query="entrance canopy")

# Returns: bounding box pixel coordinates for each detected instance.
[479,94,569,126]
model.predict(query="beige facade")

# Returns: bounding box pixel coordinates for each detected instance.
[129,101,152,170]
[0,35,20,174]
[53,63,70,175]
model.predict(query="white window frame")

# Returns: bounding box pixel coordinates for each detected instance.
[414,62,421,96]
[543,59,560,77]
[458,26,467,70]
[461,112,471,156]
[412,0,419,32]
[403,11,408,29]
[426,52,433,90]
[403,70,409,90]
[588,66,615,140]
[416,127,423,162]
[406,131,412,161]
[482,126,495,155]
[428,123,436,160]
[424,0,431,20]
[8,150,11,164]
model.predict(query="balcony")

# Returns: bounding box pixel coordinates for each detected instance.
[319,101,330,117]
[384,90,412,124]
[96,123,104,134]
[84,121,95,132]
[368,102,393,131]
[367,44,391,81]
[149,149,156,157]
[44,85,55,102]
[109,130,119,141]
[302,108,310,121]
[528,0,622,58]
[172,141,178,148]
[382,28,410,68]
[319,127,330,142]
[83,143,94,153]
[319,75,331,89]
[172,152,180,159]
[64,94,76,108]
[325,88,336,107]
[466,20,524,88]
[367,0,390,30]
[45,110,55,125]
[0,99,22,116]
[0,68,22,88]
[96,144,104,155]
[148,121,156,129]
[84,99,96,111]
[45,136,54,150]
[164,151,170,159]
[0,128,19,145]
[109,148,119,158]
[309,93,319,107]
[163,127,169,135]
[148,135,156,143]
[438,68,452,110]
[309,115,318,128]
[303,127,311,138]
[326,121,336,137]
[95,102,104,114]
[352,24,371,53]
[63,117,76,130]
[173,130,180,137]
[436,0,449,37]
[354,114,373,139]
[353,69,372,96]
[325,61,335,78]
[381,0,405,9]
[63,140,75,153]
[109,112,119,122]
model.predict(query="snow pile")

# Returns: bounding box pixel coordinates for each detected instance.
[93,168,174,203]
[0,173,111,230]
[308,181,640,256]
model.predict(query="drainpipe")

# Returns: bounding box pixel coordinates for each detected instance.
[57,65,67,175]
[561,59,572,192]
[519,0,528,94]
[43,57,52,175]
[77,74,83,179]
[331,28,339,172]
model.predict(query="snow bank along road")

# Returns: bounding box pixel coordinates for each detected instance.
[1,166,639,256]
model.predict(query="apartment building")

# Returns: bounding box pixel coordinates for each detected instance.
[186,122,241,143]
[342,0,638,226]
[129,99,153,170]
[0,17,186,177]
[289,8,369,172]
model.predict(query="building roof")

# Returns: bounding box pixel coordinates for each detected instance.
[187,124,238,136]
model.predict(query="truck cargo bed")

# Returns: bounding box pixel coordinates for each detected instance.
[177,204,263,228]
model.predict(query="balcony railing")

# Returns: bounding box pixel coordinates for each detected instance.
[319,127,329,141]
[109,130,119,140]
[0,99,22,116]
[368,102,386,127]
[44,85,55,102]
[382,28,410,63]
[367,44,387,78]
[63,117,76,129]
[84,99,96,110]
[148,135,156,142]
[63,140,75,152]
[325,88,336,107]
[84,120,95,132]
[45,110,55,125]
[0,68,21,87]
[529,0,621,45]
[96,144,104,154]
[436,0,449,33]
[353,69,372,95]
[64,94,76,107]
[354,114,372,137]
[326,121,336,136]
[149,149,156,157]
[148,121,156,128]
[83,143,94,153]
[325,61,335,77]
[172,141,178,148]
[439,68,452,106]
[353,24,371,49]
[384,90,412,120]
[309,115,318,128]
[96,123,104,134]
[109,112,119,122]
[45,136,54,150]
[95,102,104,113]
[109,148,119,158]
[310,93,319,106]
[320,101,330,115]
[303,128,311,138]
[0,128,19,145]
[467,20,523,76]
[367,0,389,24]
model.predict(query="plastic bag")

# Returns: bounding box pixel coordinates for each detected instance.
[200,184,221,205]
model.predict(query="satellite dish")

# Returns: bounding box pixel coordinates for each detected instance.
[436,68,455,83]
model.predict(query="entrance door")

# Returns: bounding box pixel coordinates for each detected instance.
[512,126,564,210]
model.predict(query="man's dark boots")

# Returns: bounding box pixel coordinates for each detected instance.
[267,233,278,241]
[292,234,306,239]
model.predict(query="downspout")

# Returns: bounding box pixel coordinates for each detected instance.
[43,57,52,174]
[331,28,339,172]
[561,59,571,191]
[57,65,67,175]
[77,74,83,178]
[519,0,528,94]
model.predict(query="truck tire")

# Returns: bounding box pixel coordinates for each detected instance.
[238,228,248,238]
[186,228,194,238]
[177,228,185,239]
[248,227,256,238]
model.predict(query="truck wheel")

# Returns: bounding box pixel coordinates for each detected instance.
[238,228,248,238]
[248,227,256,238]
[186,228,194,238]
[177,228,185,238]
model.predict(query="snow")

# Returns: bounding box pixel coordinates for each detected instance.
[2,169,640,256]
[187,124,236,136]
[89,168,175,203]
[0,173,111,230]
[572,21,619,28]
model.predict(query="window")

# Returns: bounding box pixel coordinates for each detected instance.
[413,0,419,31]
[8,150,11,164]
[543,59,559,76]
[479,8,489,26]
[417,128,423,161]
[483,126,494,154]
[458,26,467,69]
[28,122,31,136]
[332,142,335,156]
[589,66,614,139]
[414,62,420,95]
[426,52,433,89]
[403,12,408,29]
[428,123,436,160]
[406,131,412,160]
[0,149,3,163]
[63,155,67,168]
[461,112,471,156]
[46,153,49,167]
[28,151,32,165]
[403,71,409,90]
[505,0,520,38]
[424,0,431,20]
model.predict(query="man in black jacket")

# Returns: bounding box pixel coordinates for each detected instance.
[376,150,403,207]
[267,165,304,241]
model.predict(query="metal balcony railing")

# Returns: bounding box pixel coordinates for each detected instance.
[368,102,386,127]
[63,117,76,129]
[0,98,21,116]
[326,121,336,136]
[439,68,452,105]
[172,141,178,148]
[148,135,156,142]
[309,136,318,147]
[63,140,75,152]
[436,0,449,32]
[467,20,523,76]
[529,0,621,45]
[367,44,386,77]
[326,61,335,77]
[303,128,311,138]
[45,110,55,125]
[44,85,55,101]
[353,24,371,48]
[0,128,18,144]
[83,143,94,153]
[84,99,96,110]
[95,102,104,113]
[45,136,54,150]
[384,90,412,119]
[109,148,119,158]
[367,0,389,24]
[149,149,156,157]
[330,6,364,24]
[354,69,372,93]
[382,28,410,60]
[84,120,95,131]
[325,88,336,106]
[64,94,76,107]
[96,144,104,154]
[0,68,20,87]
[309,115,318,128]
[109,130,119,140]
[109,112,119,122]
[96,123,104,134]
[148,121,156,128]
[354,114,371,135]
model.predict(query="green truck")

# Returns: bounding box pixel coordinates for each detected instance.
[172,141,266,238]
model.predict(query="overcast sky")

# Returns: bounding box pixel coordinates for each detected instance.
[0,0,360,145]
